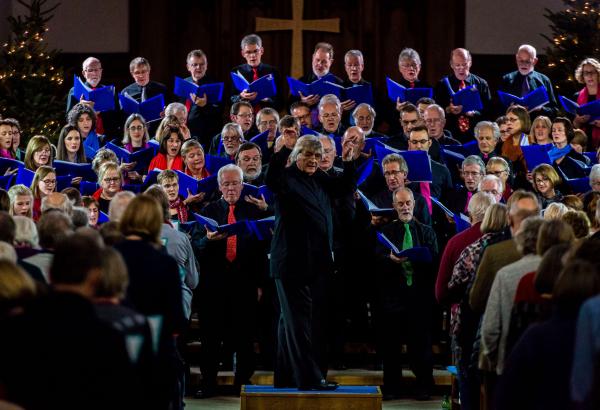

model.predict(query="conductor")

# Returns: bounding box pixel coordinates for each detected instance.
[266,133,358,390]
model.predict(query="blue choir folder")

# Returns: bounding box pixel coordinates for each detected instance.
[104,142,155,174]
[442,141,479,157]
[241,183,273,204]
[364,136,389,155]
[357,157,374,186]
[119,93,165,122]
[98,211,109,224]
[205,155,234,175]
[73,75,115,112]
[53,160,97,181]
[443,77,483,113]
[173,170,199,196]
[300,126,319,136]
[376,231,432,263]
[79,181,99,196]
[250,130,271,155]
[373,142,433,182]
[0,174,14,189]
[386,77,433,105]
[497,87,549,112]
[559,96,600,121]
[141,169,161,190]
[430,196,471,233]
[195,174,219,194]
[565,176,590,194]
[357,190,395,215]
[287,76,343,99]
[15,168,35,187]
[522,144,552,171]
[231,72,277,102]
[248,216,275,241]
[173,77,224,104]
[343,83,374,106]
[193,212,250,236]
[0,158,24,175]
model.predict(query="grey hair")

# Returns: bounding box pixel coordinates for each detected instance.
[217,164,244,185]
[462,155,485,173]
[71,206,90,229]
[221,122,244,140]
[518,44,537,59]
[318,134,337,155]
[398,48,421,66]
[289,135,323,162]
[241,34,262,49]
[352,103,376,120]
[318,94,341,115]
[82,56,100,70]
[344,49,364,62]
[544,202,569,220]
[256,107,280,127]
[515,216,544,255]
[392,187,414,204]
[41,193,73,216]
[425,104,445,119]
[381,153,409,174]
[589,164,600,188]
[468,191,496,223]
[108,191,135,223]
[13,216,39,248]
[478,174,503,194]
[474,121,501,141]
[165,102,188,118]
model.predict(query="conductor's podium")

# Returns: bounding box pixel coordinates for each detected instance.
[240,385,382,410]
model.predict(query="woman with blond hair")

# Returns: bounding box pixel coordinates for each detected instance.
[30,166,56,221]
[531,164,563,210]
[8,185,33,218]
[92,162,122,214]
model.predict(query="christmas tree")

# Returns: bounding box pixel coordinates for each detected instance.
[543,0,600,97]
[0,0,65,143]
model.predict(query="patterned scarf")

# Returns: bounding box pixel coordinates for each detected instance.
[169,196,188,223]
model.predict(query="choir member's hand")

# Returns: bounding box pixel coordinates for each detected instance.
[389,252,408,264]
[274,135,285,153]
[341,136,357,161]
[299,92,319,106]
[257,287,263,302]
[206,228,227,241]
[180,123,192,140]
[465,110,476,117]
[127,171,141,181]
[447,102,462,115]
[591,119,600,127]
[396,97,408,112]
[341,99,356,111]
[245,194,268,211]
[240,90,258,101]
[3,167,18,176]
[120,161,137,172]
[70,176,82,185]
[190,92,208,107]
[573,114,590,127]
[184,189,206,205]
[79,95,95,109]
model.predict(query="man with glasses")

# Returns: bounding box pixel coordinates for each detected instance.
[255,107,280,161]
[447,155,486,215]
[230,34,283,111]
[434,48,492,142]
[208,101,256,156]
[316,94,346,139]
[182,49,224,149]
[386,103,421,150]
[423,104,460,165]
[122,57,168,104]
[499,44,558,119]
[290,101,314,129]
[340,50,371,124]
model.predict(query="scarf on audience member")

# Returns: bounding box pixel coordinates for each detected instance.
[577,87,600,149]
[169,196,188,223]
[548,144,572,163]
[124,142,150,153]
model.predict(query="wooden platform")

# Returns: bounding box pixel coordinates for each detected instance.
[240,385,382,410]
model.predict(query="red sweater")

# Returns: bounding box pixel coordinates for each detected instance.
[148,153,184,172]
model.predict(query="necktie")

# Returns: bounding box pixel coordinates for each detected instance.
[464,191,473,214]
[226,204,237,262]
[402,223,414,286]
[409,81,415,89]
[141,86,147,102]
[521,75,530,97]
[457,80,470,133]
[252,67,259,82]
[419,182,433,214]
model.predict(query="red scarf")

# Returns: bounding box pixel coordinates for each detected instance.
[148,153,184,171]
[577,87,600,150]
[169,196,188,223]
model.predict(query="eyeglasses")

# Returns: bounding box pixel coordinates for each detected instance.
[103,177,121,184]
[400,63,418,70]
[41,179,56,185]
[506,117,519,123]
[583,70,597,77]
[535,177,550,184]
[345,64,362,69]
[384,170,404,177]
[236,113,253,119]
[321,113,339,119]
[222,136,241,143]
[409,139,430,145]
[259,120,277,127]
[132,69,149,75]
[37,148,51,154]
[242,48,261,56]
[129,125,144,131]
[482,189,500,196]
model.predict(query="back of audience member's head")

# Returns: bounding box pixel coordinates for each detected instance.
[468,192,496,224]
[144,185,169,222]
[536,219,575,255]
[37,210,73,250]
[0,260,36,317]
[507,190,540,234]
[71,207,90,229]
[514,216,544,255]
[13,216,39,248]
[562,210,591,239]
[50,232,104,297]
[543,202,568,220]
[562,195,584,211]
[534,243,571,295]
[0,211,16,243]
[61,187,82,207]
[568,238,600,272]
[119,195,163,245]
[0,189,9,212]
[74,226,104,247]
[99,221,124,247]
[582,191,600,231]
[41,192,72,216]
[553,260,600,313]
[108,191,136,223]
[95,247,129,300]
[480,203,508,234]
[0,241,17,263]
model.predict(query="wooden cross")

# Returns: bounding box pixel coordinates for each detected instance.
[255,0,340,78]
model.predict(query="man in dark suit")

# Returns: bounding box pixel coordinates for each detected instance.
[230,34,283,112]
[434,48,492,142]
[375,187,438,400]
[316,94,347,139]
[446,155,486,215]
[180,49,224,149]
[499,44,559,119]
[266,134,356,390]
[192,164,269,398]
